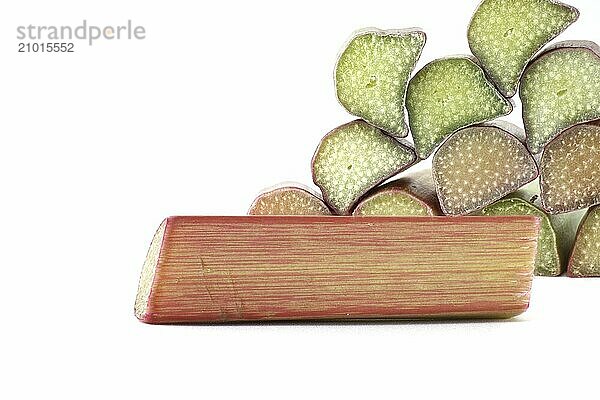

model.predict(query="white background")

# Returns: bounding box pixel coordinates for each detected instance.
[1,0,599,398]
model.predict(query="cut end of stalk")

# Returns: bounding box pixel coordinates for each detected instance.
[520,43,600,153]
[134,219,167,322]
[478,198,561,276]
[540,123,600,214]
[312,120,416,215]
[468,0,579,98]
[353,189,432,216]
[335,28,426,137]
[433,124,538,215]
[568,206,600,277]
[352,171,441,216]
[406,57,512,159]
[248,185,332,215]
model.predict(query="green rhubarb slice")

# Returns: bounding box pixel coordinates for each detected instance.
[335,29,426,137]
[468,0,578,98]
[352,171,440,216]
[520,42,600,154]
[312,120,416,215]
[478,198,561,276]
[540,123,600,214]
[432,123,538,215]
[248,185,332,215]
[406,57,512,159]
[568,206,600,277]
[353,191,429,216]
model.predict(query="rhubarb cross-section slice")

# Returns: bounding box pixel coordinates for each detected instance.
[248,184,332,215]
[352,170,441,216]
[520,41,600,154]
[540,123,600,214]
[406,57,512,159]
[312,120,416,215]
[335,28,426,137]
[432,123,538,215]
[468,0,579,98]
[568,206,600,277]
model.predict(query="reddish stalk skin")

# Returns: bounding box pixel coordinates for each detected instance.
[135,216,540,324]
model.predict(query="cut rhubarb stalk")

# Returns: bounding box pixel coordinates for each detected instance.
[468,0,579,98]
[540,123,600,214]
[477,181,584,276]
[406,57,512,159]
[312,120,416,215]
[335,28,426,137]
[568,206,600,277]
[520,41,600,154]
[432,122,538,215]
[352,170,441,216]
[479,198,559,276]
[248,184,332,215]
[135,216,540,323]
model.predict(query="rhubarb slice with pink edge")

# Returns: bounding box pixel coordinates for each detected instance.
[520,41,600,153]
[352,170,441,216]
[248,184,332,215]
[468,0,579,98]
[335,28,426,137]
[539,122,600,214]
[312,120,416,215]
[406,56,512,159]
[432,122,538,215]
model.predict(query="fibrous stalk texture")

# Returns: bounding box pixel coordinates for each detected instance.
[468,0,578,97]
[248,185,332,215]
[540,123,600,214]
[136,216,540,323]
[335,29,426,137]
[520,42,600,153]
[312,120,416,215]
[432,123,538,215]
[407,57,512,159]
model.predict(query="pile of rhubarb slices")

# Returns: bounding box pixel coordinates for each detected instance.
[248,0,600,278]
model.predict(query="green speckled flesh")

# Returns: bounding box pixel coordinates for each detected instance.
[312,120,416,215]
[468,0,578,97]
[353,191,430,216]
[520,45,600,154]
[406,57,512,159]
[335,29,426,137]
